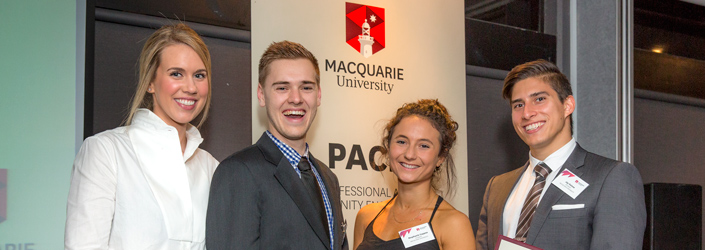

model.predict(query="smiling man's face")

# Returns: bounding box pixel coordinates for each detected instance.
[510,77,574,160]
[258,58,321,152]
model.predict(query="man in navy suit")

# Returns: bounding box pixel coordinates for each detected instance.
[476,60,646,250]
[206,41,348,250]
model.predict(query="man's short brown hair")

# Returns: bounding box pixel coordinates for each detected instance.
[258,41,320,85]
[502,59,572,102]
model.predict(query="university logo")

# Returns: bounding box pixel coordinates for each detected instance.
[346,3,385,58]
[0,169,6,223]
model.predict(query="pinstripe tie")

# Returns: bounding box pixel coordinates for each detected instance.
[515,162,551,242]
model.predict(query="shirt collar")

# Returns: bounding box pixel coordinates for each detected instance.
[133,108,204,162]
[529,137,577,172]
[265,130,309,166]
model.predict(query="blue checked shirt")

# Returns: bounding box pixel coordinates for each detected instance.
[266,131,335,249]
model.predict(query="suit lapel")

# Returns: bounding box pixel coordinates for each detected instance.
[525,145,588,244]
[490,163,527,248]
[258,135,330,249]
[273,159,330,248]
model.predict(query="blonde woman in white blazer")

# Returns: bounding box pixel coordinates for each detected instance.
[65,23,218,250]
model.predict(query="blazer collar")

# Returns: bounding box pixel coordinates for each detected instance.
[256,133,285,166]
[493,163,527,245]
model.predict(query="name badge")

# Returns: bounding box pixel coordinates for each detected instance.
[551,169,589,199]
[399,223,435,248]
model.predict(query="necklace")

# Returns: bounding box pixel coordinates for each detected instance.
[391,194,437,224]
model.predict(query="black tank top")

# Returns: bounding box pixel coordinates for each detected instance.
[357,194,443,250]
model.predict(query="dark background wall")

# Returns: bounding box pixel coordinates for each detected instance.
[465,72,528,229]
[632,1,705,243]
[634,90,705,244]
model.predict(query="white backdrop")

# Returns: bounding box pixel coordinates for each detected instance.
[251,0,467,240]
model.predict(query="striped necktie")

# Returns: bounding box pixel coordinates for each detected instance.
[515,162,551,242]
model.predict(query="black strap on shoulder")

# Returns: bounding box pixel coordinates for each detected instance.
[428,196,444,223]
[371,191,398,221]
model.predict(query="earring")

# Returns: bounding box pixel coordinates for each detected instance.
[148,88,152,91]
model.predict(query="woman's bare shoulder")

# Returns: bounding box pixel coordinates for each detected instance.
[357,198,392,220]
[435,201,471,225]
[354,198,394,243]
[433,201,476,249]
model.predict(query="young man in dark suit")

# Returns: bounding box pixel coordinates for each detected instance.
[476,60,646,250]
[206,41,348,250]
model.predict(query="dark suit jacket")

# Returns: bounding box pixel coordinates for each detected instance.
[206,133,348,250]
[476,144,646,250]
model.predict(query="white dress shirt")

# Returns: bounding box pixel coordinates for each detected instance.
[502,138,577,238]
[65,109,218,250]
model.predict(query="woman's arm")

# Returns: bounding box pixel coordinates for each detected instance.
[65,136,118,250]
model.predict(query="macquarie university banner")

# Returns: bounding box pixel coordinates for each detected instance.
[252,0,466,239]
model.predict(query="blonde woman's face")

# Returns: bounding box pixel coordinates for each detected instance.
[148,44,208,128]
